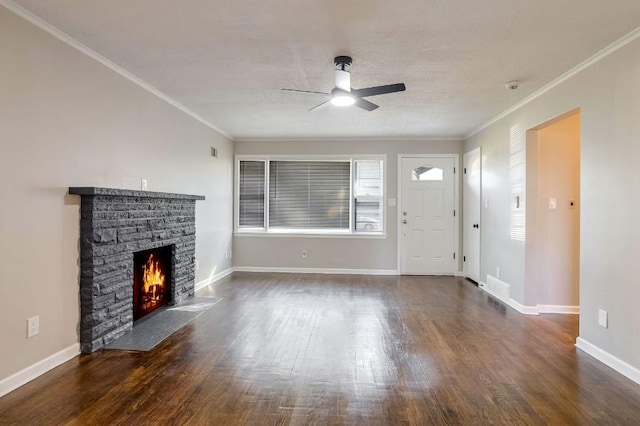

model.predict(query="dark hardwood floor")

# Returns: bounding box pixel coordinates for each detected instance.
[2,273,640,425]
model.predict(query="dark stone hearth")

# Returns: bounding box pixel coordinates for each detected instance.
[69,187,205,353]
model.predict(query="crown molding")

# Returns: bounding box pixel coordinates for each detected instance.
[0,0,233,141]
[465,26,640,140]
[233,136,464,143]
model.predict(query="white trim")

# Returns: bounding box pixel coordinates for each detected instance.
[0,343,80,398]
[479,282,579,315]
[455,271,465,277]
[234,136,464,143]
[576,337,640,386]
[233,266,399,276]
[397,154,460,275]
[194,267,234,292]
[234,232,387,239]
[538,305,579,314]
[507,298,540,316]
[479,277,539,315]
[466,26,640,139]
[0,0,232,140]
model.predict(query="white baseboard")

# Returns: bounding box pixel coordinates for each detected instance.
[480,277,538,315]
[538,304,580,314]
[233,266,399,276]
[194,267,234,291]
[480,277,579,315]
[0,343,80,398]
[576,337,640,386]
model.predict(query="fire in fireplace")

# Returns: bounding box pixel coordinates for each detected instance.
[133,246,172,320]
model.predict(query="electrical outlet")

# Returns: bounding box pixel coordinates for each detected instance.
[141,179,148,191]
[27,316,39,338]
[194,260,199,271]
[228,250,232,259]
[598,309,608,328]
[301,250,308,258]
[549,197,557,209]
[496,267,500,279]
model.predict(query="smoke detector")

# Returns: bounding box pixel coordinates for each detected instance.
[505,80,520,90]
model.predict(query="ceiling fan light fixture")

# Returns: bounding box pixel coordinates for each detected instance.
[331,94,355,107]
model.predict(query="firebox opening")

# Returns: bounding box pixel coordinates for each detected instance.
[133,246,173,321]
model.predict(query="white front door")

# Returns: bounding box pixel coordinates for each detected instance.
[400,156,455,275]
[463,148,481,283]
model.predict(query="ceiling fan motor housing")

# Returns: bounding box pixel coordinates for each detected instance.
[334,56,352,70]
[334,56,352,92]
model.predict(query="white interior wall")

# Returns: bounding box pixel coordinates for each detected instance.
[0,7,233,382]
[465,34,640,372]
[233,139,462,272]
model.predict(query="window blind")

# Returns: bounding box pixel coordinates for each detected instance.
[238,161,265,228]
[268,161,350,229]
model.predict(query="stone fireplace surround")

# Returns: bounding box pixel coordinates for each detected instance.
[69,187,205,353]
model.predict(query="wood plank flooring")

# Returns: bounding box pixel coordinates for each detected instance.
[2,273,640,425]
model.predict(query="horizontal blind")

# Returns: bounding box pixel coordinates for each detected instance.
[238,161,265,228]
[269,161,350,229]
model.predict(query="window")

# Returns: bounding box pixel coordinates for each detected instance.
[412,166,443,181]
[354,160,383,232]
[236,157,384,234]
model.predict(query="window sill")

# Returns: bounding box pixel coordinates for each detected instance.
[234,231,387,239]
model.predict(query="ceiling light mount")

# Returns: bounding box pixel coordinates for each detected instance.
[334,56,352,71]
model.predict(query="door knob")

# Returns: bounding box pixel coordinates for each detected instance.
[402,220,408,224]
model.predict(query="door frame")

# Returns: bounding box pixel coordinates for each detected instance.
[397,154,460,275]
[462,147,482,283]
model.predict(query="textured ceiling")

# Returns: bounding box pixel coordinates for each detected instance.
[10,0,640,140]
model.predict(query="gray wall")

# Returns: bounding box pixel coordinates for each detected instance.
[465,36,640,369]
[233,139,462,271]
[0,7,233,381]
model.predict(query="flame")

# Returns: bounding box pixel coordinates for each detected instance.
[142,254,165,302]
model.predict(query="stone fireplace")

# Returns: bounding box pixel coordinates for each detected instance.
[69,187,205,353]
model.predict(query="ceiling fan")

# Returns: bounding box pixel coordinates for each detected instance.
[282,56,406,111]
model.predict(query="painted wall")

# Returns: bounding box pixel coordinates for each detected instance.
[525,113,580,307]
[233,139,462,271]
[465,35,640,370]
[0,7,233,382]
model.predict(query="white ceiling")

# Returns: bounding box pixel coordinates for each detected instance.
[10,0,640,140]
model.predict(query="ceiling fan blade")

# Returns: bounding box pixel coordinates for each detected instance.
[354,98,379,111]
[308,99,331,111]
[282,88,330,95]
[352,83,406,98]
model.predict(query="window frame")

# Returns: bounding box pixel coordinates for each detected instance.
[234,154,386,237]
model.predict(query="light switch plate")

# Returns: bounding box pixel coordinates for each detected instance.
[598,309,608,328]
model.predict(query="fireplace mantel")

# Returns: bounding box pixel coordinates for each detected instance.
[69,187,205,352]
[69,186,205,200]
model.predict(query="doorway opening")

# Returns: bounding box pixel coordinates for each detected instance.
[525,109,580,314]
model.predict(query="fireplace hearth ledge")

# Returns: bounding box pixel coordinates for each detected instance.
[69,187,205,353]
